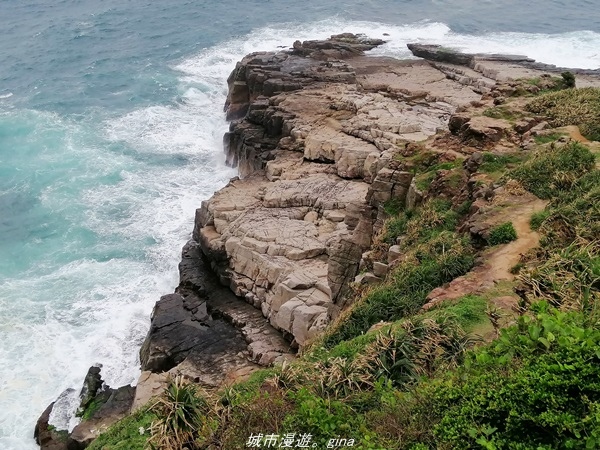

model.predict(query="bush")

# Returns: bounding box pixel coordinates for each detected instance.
[488,222,517,245]
[561,71,576,88]
[422,307,600,449]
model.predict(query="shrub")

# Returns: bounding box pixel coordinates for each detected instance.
[488,222,517,245]
[424,307,600,449]
[148,376,211,449]
[561,71,576,88]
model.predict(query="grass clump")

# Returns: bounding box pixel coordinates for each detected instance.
[534,132,563,144]
[530,210,551,230]
[421,295,488,332]
[148,376,213,449]
[487,222,517,245]
[526,87,600,141]
[518,241,600,311]
[479,152,524,174]
[87,409,156,450]
[507,142,595,199]
[482,106,517,121]
[383,198,404,217]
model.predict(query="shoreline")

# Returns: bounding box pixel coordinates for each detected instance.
[34,34,600,449]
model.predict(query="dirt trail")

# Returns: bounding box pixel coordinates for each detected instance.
[423,198,547,310]
[565,125,590,143]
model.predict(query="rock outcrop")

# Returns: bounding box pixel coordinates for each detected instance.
[196,34,499,345]
[35,366,135,450]
[139,240,293,381]
[196,35,600,348]
[36,33,600,449]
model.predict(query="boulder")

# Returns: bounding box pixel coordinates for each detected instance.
[75,365,103,418]
[34,403,68,450]
[68,385,136,450]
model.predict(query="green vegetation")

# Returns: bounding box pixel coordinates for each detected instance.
[46,425,68,442]
[479,152,524,174]
[509,261,525,274]
[394,149,463,192]
[79,396,106,421]
[533,132,563,144]
[487,222,517,245]
[508,142,595,199]
[482,106,518,121]
[370,305,600,449]
[530,210,551,230]
[148,376,211,449]
[87,409,156,450]
[383,198,404,217]
[526,87,600,141]
[561,71,576,88]
[327,212,474,346]
[89,114,600,449]
[524,72,575,94]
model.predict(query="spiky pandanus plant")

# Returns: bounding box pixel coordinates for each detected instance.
[149,376,210,450]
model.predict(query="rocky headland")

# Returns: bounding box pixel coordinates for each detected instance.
[36,34,600,449]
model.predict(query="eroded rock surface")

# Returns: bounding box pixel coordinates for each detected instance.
[196,34,516,346]
[197,34,600,347]
[140,240,293,382]
[38,33,600,449]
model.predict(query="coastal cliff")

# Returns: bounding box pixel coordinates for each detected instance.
[36,34,600,449]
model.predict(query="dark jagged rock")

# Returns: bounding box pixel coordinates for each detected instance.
[34,403,68,450]
[36,369,135,450]
[407,43,600,77]
[139,240,293,383]
[75,365,103,418]
[68,385,136,450]
[407,43,477,66]
[292,33,385,59]
[224,50,357,122]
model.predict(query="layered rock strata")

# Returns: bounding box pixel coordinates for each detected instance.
[38,34,600,449]
[196,35,509,346]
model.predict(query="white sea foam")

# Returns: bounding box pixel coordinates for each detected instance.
[2,17,600,450]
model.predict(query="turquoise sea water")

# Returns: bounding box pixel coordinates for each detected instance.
[1,1,599,448]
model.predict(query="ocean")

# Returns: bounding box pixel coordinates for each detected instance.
[0,0,598,447]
